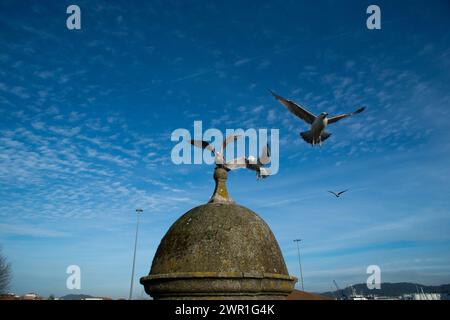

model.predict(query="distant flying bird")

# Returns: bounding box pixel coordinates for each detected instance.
[270,90,366,146]
[190,134,241,169]
[226,144,271,180]
[328,189,349,198]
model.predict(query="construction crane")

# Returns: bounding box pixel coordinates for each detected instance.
[333,280,347,300]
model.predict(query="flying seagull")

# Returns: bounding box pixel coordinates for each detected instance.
[270,90,366,146]
[328,189,349,198]
[189,134,241,169]
[226,144,271,180]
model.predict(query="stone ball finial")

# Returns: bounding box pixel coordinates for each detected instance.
[214,166,228,181]
[209,166,234,204]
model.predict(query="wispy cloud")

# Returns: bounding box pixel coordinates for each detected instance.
[0,223,70,238]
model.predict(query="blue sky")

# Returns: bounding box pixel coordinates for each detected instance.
[0,0,449,298]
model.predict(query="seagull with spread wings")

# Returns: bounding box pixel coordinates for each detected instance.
[226,144,271,180]
[328,189,349,198]
[189,134,241,169]
[270,90,366,146]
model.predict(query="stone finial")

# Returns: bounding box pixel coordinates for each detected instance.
[208,167,234,204]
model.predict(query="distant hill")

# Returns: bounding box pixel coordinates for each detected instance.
[59,294,96,300]
[321,282,450,298]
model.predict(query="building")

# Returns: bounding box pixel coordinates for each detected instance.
[22,293,42,300]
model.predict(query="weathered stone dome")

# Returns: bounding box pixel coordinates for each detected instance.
[150,203,289,275]
[140,167,296,299]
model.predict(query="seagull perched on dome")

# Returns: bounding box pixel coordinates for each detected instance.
[189,134,242,170]
[270,90,366,146]
[226,144,271,180]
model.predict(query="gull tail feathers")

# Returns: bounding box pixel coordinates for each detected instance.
[257,167,271,180]
[300,131,332,145]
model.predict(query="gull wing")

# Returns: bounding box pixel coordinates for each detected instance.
[190,140,215,154]
[259,144,271,165]
[221,134,242,153]
[327,107,366,124]
[338,189,349,196]
[328,191,338,197]
[270,90,316,124]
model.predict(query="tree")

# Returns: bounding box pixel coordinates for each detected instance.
[48,294,55,300]
[0,246,12,294]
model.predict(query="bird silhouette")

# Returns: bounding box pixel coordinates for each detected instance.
[327,189,349,198]
[270,90,365,146]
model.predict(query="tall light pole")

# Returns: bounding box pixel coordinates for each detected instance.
[293,239,305,291]
[129,208,143,300]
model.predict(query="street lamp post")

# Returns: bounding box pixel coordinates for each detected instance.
[293,239,305,291]
[129,208,143,300]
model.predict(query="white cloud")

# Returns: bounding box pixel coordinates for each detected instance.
[0,223,69,238]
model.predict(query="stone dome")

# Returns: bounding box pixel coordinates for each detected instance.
[140,167,296,299]
[149,203,289,275]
